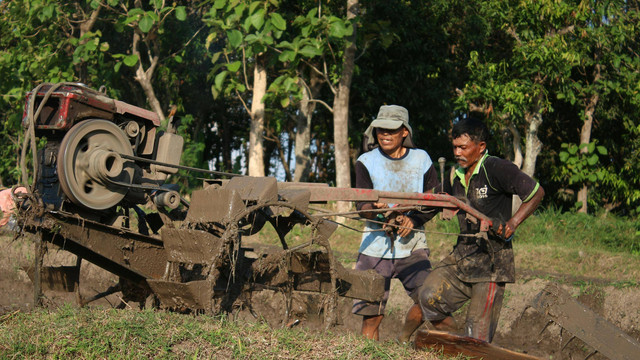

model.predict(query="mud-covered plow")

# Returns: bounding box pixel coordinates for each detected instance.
[14,83,494,325]
[19,174,491,322]
[22,178,386,317]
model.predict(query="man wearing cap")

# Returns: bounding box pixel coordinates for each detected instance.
[352,105,439,341]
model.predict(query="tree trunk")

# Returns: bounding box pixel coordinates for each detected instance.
[521,112,543,177]
[132,1,165,122]
[76,5,101,84]
[505,123,524,216]
[221,113,231,172]
[294,72,323,182]
[508,124,524,169]
[248,54,267,177]
[332,0,358,215]
[577,66,601,214]
[135,62,165,122]
[267,129,292,181]
[132,37,164,121]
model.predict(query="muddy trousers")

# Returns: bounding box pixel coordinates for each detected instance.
[418,264,505,342]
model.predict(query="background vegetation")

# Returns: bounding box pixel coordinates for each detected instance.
[1,0,639,217]
[2,3,639,357]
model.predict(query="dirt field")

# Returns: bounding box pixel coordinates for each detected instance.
[2,230,639,359]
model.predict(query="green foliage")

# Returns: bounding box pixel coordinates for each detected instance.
[457,0,576,130]
[456,0,640,215]
[553,140,609,210]
[206,1,355,107]
[206,0,296,102]
[111,1,188,71]
[0,0,639,216]
[172,114,206,193]
[0,0,79,184]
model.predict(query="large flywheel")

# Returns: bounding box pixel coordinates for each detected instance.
[57,119,134,210]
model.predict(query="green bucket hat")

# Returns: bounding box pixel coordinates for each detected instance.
[363,105,416,150]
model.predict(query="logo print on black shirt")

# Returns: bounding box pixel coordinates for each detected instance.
[475,185,488,199]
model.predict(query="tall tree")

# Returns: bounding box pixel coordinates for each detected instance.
[207,0,289,176]
[332,0,358,192]
[458,0,580,177]
[274,3,357,187]
[109,0,188,122]
[293,69,323,181]
[208,1,356,181]
[553,0,640,213]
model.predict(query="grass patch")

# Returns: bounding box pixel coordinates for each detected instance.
[517,207,640,254]
[0,306,447,359]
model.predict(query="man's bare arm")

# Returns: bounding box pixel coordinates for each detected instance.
[501,186,545,239]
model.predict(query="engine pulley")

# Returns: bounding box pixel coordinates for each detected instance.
[57,119,134,210]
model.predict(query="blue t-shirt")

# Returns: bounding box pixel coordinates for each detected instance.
[356,148,433,259]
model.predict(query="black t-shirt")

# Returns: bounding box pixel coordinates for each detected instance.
[442,153,540,283]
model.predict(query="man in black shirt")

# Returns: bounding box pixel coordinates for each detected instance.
[415,117,544,342]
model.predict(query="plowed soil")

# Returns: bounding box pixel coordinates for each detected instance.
[2,230,639,359]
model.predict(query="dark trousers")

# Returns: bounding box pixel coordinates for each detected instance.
[418,263,505,342]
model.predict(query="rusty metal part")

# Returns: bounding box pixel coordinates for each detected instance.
[147,279,214,310]
[286,185,494,233]
[23,265,79,292]
[225,176,278,204]
[19,177,388,315]
[286,250,385,302]
[145,177,384,318]
[153,190,180,209]
[124,120,140,138]
[23,83,116,131]
[21,82,182,213]
[185,185,247,225]
[378,210,404,251]
[414,330,541,359]
[57,120,134,210]
[23,83,160,131]
[531,283,640,360]
[24,211,166,286]
[161,228,225,265]
[149,132,183,176]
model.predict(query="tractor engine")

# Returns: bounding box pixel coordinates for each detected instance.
[23,83,183,217]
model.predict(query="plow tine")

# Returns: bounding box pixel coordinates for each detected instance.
[583,350,598,360]
[561,336,576,351]
[537,320,554,337]
[79,283,121,307]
